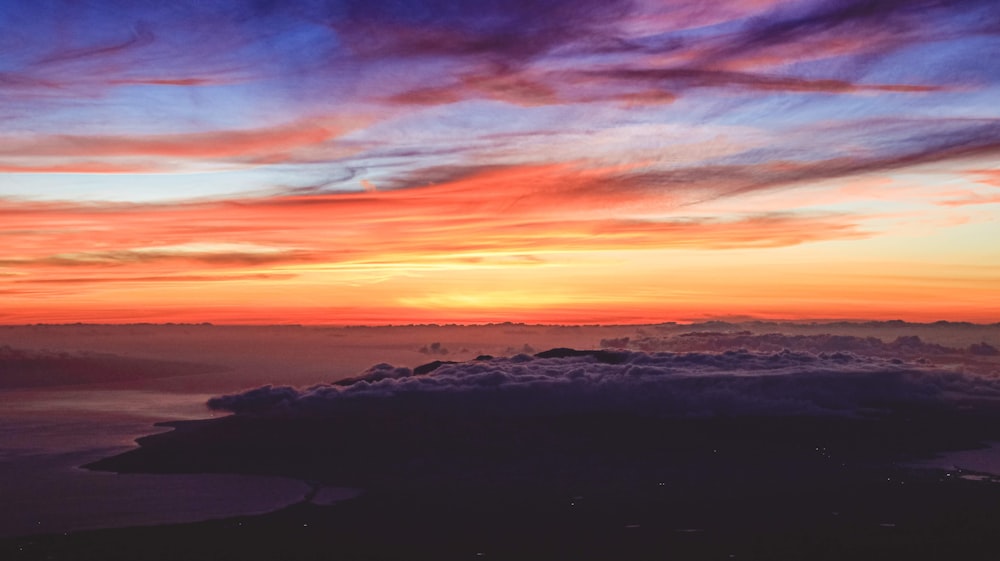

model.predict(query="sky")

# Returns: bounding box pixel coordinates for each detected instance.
[1,0,999,325]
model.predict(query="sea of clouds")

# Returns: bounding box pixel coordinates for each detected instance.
[208,348,1000,419]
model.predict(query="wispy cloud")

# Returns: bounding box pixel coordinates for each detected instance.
[0,117,364,173]
[0,164,869,275]
[18,273,296,285]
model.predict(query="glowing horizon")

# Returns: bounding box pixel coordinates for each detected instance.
[2,0,999,325]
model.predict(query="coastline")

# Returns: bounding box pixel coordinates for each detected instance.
[29,398,1000,560]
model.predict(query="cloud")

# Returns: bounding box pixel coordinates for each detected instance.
[207,348,1000,418]
[0,5,254,107]
[615,118,1000,202]
[939,194,1000,207]
[970,170,1000,188]
[108,77,224,87]
[0,248,317,268]
[334,0,633,62]
[386,69,563,107]
[369,0,968,111]
[0,162,163,174]
[323,117,1000,209]
[693,0,1000,69]
[385,57,938,109]
[3,0,994,110]
[578,67,941,95]
[611,331,958,356]
[0,164,870,282]
[36,21,155,64]
[15,273,297,285]
[0,118,357,167]
[0,71,61,90]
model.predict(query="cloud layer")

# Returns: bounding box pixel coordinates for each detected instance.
[208,348,1000,418]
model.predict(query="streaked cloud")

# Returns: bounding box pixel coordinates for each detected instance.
[0,163,871,272]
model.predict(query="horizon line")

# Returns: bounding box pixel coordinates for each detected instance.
[4,319,998,328]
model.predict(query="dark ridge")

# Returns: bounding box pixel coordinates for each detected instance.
[969,342,999,356]
[533,347,629,364]
[413,360,458,375]
[679,331,753,337]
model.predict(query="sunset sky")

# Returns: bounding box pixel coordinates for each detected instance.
[2,0,999,324]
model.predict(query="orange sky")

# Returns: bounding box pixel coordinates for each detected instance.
[3,162,999,324]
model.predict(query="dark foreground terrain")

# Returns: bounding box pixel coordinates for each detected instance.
[7,346,1000,560]
[5,412,1000,560]
[6,476,1000,561]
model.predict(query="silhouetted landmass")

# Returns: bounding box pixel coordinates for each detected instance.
[68,399,1000,560]
[412,359,458,375]
[970,342,1000,356]
[534,347,629,363]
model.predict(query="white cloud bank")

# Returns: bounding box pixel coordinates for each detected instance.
[208,348,1000,418]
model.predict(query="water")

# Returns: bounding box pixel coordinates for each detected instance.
[0,387,316,538]
[0,324,549,540]
[908,442,1000,478]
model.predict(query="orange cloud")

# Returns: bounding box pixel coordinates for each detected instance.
[5,161,997,325]
[18,273,296,285]
[970,169,1000,188]
[0,117,363,171]
[935,169,1000,206]
[0,164,866,276]
[938,194,1000,207]
[108,77,224,87]
[0,161,163,174]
